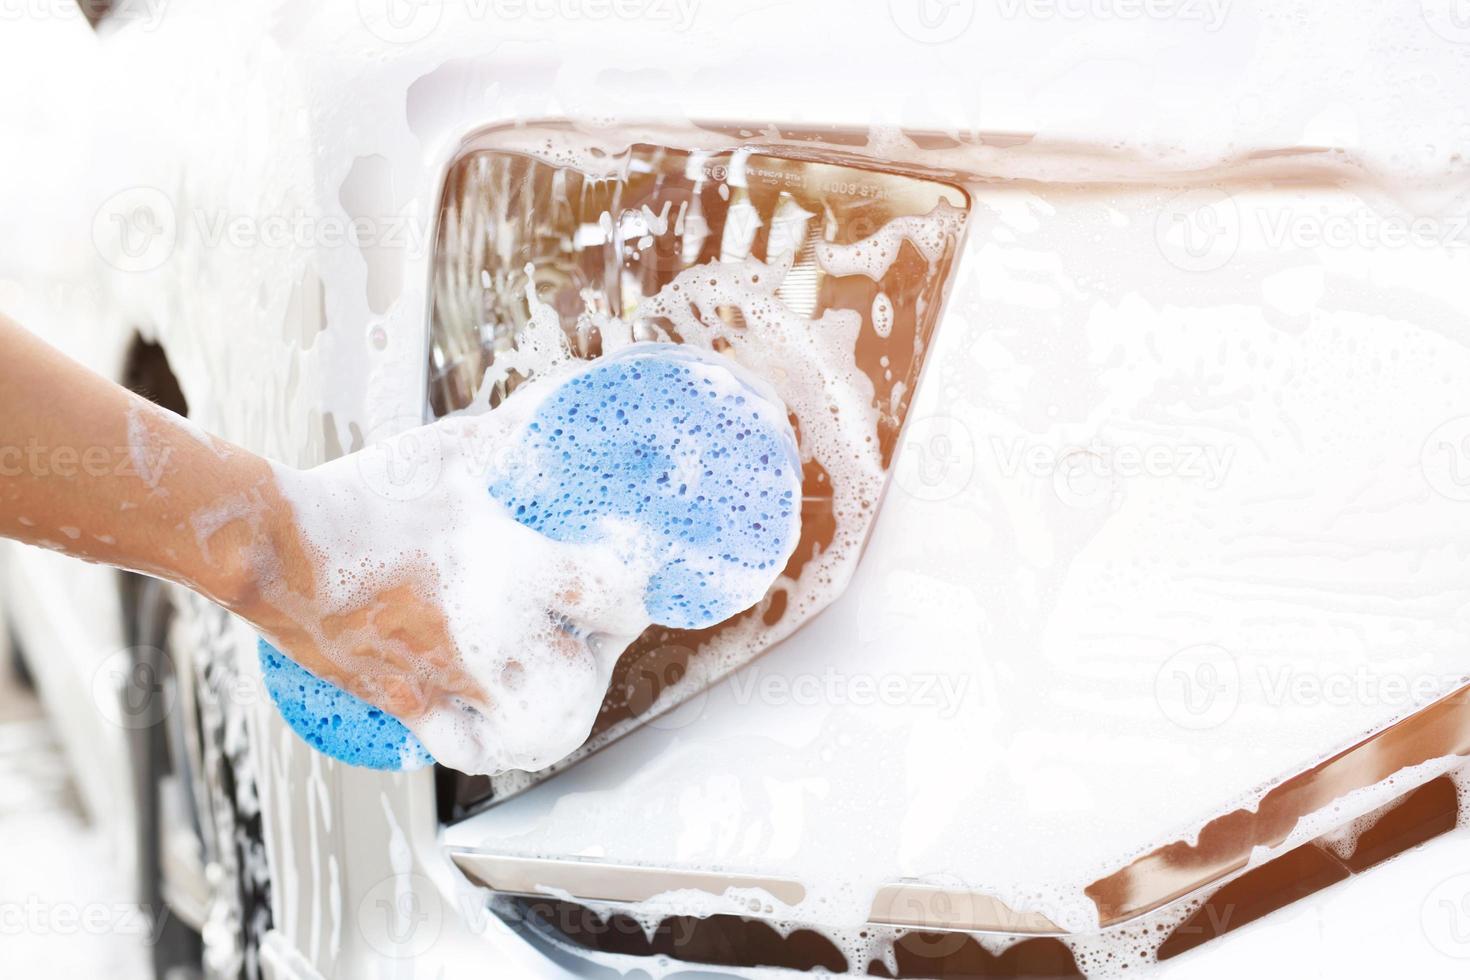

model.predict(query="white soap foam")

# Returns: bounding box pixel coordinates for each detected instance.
[816,202,967,282]
[33,5,1470,973]
[268,369,657,774]
[475,199,969,794]
[1049,753,1470,976]
[474,263,574,395]
[269,337,806,775]
[448,177,1470,968]
[636,253,882,628]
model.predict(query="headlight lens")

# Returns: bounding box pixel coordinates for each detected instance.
[428,124,969,809]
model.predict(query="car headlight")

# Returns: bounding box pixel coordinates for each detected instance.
[426,122,969,813]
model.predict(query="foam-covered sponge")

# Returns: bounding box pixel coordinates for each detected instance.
[488,343,801,629]
[258,638,434,770]
[259,342,801,770]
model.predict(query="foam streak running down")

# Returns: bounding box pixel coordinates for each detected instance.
[264,344,802,774]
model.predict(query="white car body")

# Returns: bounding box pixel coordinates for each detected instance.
[5,2,1470,978]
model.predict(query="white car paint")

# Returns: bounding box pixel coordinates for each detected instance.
[5,2,1470,977]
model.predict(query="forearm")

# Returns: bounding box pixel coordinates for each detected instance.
[0,314,309,612]
[0,314,465,720]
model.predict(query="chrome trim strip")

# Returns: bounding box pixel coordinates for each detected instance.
[449,848,1062,934]
[449,848,807,907]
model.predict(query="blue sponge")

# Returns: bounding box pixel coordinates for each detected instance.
[259,343,801,770]
[258,638,434,770]
[489,343,801,630]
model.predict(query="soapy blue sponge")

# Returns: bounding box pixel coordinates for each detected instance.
[258,638,434,770]
[260,343,801,770]
[489,343,801,630]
